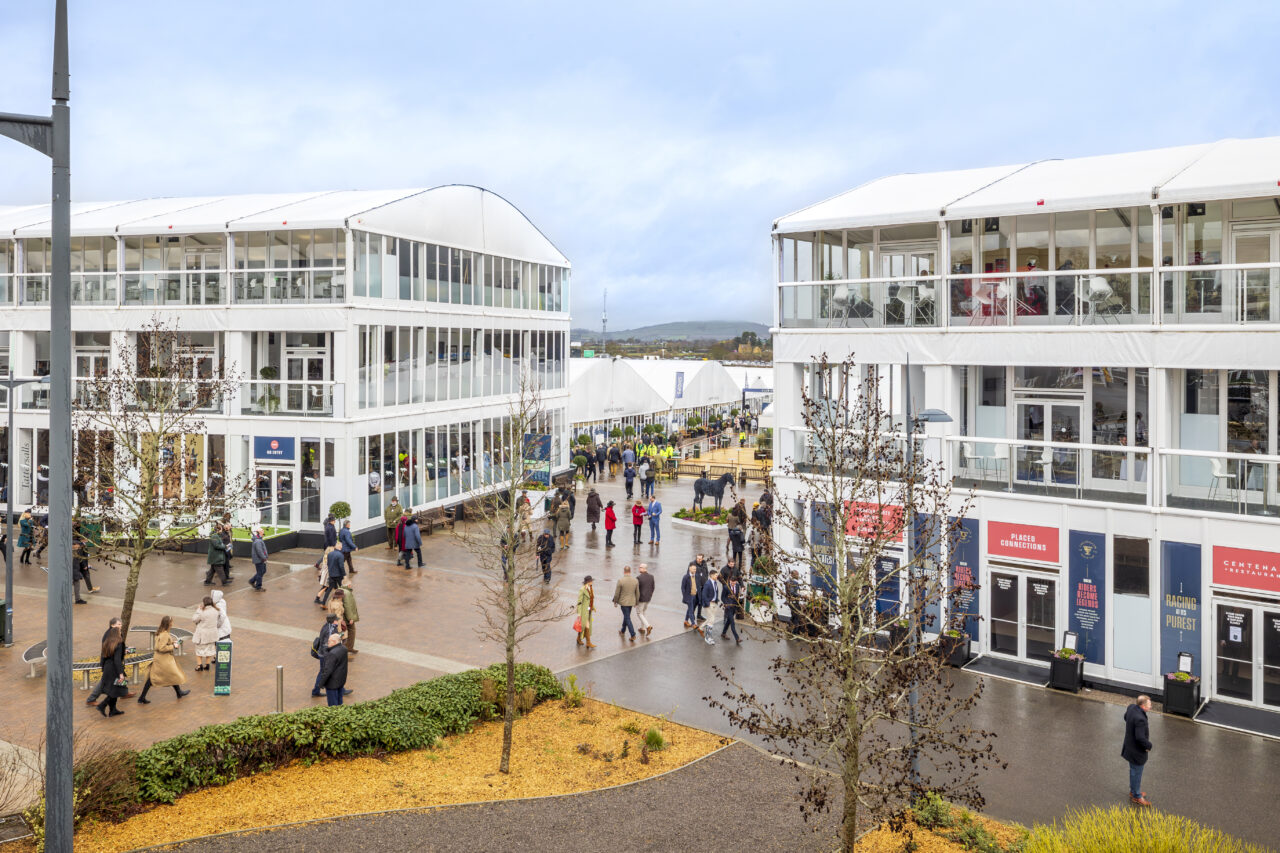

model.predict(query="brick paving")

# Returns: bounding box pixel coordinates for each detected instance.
[0,472,762,753]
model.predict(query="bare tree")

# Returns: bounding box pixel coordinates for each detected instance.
[462,373,573,773]
[72,317,253,636]
[708,354,1001,851]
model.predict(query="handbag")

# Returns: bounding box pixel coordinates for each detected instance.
[572,615,582,633]
[113,674,128,687]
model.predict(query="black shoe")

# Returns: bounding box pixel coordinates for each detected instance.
[75,599,87,604]
[311,691,322,697]
[97,703,108,717]
[176,689,190,697]
[137,697,150,704]
[342,688,353,695]
[203,581,215,586]
[108,709,125,717]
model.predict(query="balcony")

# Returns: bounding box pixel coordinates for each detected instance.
[233,271,345,304]
[778,262,1280,329]
[240,380,343,417]
[948,436,1150,505]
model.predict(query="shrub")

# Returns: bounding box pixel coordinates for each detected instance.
[609,427,623,438]
[562,673,587,709]
[912,791,954,829]
[328,501,352,520]
[1023,806,1267,853]
[572,454,588,470]
[945,821,1002,853]
[644,726,666,751]
[135,663,561,804]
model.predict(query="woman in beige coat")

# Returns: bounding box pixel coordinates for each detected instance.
[192,595,220,672]
[138,614,190,703]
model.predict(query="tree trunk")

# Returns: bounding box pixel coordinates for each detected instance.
[119,550,145,638]
[500,560,517,774]
[841,703,860,853]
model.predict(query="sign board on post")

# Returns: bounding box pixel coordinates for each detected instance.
[674,371,685,400]
[213,640,233,695]
[1160,541,1201,678]
[253,436,295,461]
[1212,545,1280,594]
[988,521,1059,563]
[1068,530,1106,664]
[948,517,980,640]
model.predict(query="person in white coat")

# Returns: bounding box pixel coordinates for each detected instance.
[192,595,220,672]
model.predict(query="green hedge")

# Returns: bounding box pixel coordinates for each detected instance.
[135,663,561,804]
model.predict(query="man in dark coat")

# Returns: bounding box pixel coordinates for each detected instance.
[323,515,338,549]
[319,544,345,605]
[1121,695,1154,806]
[318,632,350,706]
[693,555,710,623]
[585,488,603,530]
[536,528,556,583]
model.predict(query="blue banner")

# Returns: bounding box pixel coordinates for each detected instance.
[1160,541,1202,678]
[875,555,900,617]
[948,517,980,640]
[253,436,294,461]
[1068,530,1106,664]
[674,371,685,400]
[914,514,943,633]
[523,433,551,462]
[809,502,835,594]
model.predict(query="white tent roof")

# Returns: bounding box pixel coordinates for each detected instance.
[569,358,744,425]
[774,164,1025,233]
[2,186,569,265]
[775,136,1280,234]
[757,402,775,430]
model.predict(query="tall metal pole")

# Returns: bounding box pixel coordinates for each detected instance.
[4,384,14,646]
[46,1,74,849]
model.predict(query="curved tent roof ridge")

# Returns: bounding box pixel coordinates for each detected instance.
[938,159,1056,217]
[1150,137,1231,199]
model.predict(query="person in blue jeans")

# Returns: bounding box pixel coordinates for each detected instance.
[1120,695,1153,806]
[339,519,358,575]
[646,497,663,543]
[623,464,636,500]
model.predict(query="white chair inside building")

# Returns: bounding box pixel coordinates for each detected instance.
[1036,446,1055,491]
[1074,275,1114,322]
[1208,457,1237,505]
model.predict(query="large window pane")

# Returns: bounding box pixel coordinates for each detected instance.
[1227,370,1268,453]
[1054,211,1090,272]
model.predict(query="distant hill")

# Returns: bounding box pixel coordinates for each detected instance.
[570,320,770,343]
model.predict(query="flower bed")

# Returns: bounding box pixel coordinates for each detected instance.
[672,507,731,525]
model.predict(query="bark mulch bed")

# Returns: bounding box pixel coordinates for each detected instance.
[157,742,839,853]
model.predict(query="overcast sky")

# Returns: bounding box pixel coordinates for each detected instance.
[2,1,1278,328]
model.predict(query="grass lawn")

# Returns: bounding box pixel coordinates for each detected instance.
[229,526,290,540]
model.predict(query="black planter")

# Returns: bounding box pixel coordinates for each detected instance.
[1048,656,1083,693]
[1163,675,1202,717]
[938,634,971,667]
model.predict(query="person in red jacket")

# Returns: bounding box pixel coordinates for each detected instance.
[631,500,646,546]
[604,500,618,548]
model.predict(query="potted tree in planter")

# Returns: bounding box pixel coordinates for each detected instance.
[937,629,971,667]
[1049,648,1084,693]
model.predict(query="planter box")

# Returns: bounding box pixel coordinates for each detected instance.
[1048,656,1083,693]
[671,516,728,536]
[1163,676,1201,717]
[938,634,971,667]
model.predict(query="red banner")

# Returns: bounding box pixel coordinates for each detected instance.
[1213,546,1280,594]
[845,501,904,540]
[988,521,1059,563]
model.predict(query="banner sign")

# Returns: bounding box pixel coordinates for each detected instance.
[253,436,295,461]
[1068,530,1106,664]
[915,513,943,632]
[1212,545,1280,594]
[988,521,1059,563]
[213,640,233,695]
[523,433,552,462]
[948,517,980,640]
[874,555,900,617]
[674,371,685,400]
[810,502,835,593]
[1160,541,1201,678]
[845,501,904,541]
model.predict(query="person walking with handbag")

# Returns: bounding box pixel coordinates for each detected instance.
[612,565,640,642]
[339,519,358,574]
[211,589,233,644]
[575,575,596,649]
[191,596,219,672]
[249,527,268,591]
[84,617,124,705]
[311,613,350,698]
[17,509,34,564]
[603,500,617,548]
[555,501,572,550]
[137,615,190,703]
[1121,695,1154,807]
[318,544,345,604]
[96,625,130,717]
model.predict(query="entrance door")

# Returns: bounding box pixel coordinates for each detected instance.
[1215,602,1280,708]
[1232,227,1279,323]
[989,571,1057,662]
[880,245,938,326]
[1016,402,1081,488]
[255,466,294,528]
[74,351,108,406]
[285,351,328,414]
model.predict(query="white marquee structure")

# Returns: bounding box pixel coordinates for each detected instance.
[0,185,571,541]
[568,357,744,436]
[772,136,1280,728]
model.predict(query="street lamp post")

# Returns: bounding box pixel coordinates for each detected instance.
[0,2,74,850]
[902,357,951,791]
[4,375,51,647]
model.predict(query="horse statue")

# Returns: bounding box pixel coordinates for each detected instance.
[693,472,736,511]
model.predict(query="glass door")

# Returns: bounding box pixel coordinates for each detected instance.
[1025,577,1057,661]
[285,351,328,413]
[1232,227,1279,323]
[254,467,294,529]
[989,570,1057,662]
[880,245,938,326]
[74,352,108,406]
[1016,402,1080,488]
[990,572,1019,655]
[1216,602,1280,708]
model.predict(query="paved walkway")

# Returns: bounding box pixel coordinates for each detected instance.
[565,629,1279,849]
[0,472,761,753]
[163,743,836,853]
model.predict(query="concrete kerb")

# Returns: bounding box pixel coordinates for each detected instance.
[120,742,740,853]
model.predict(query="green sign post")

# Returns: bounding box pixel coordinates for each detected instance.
[213,640,233,695]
